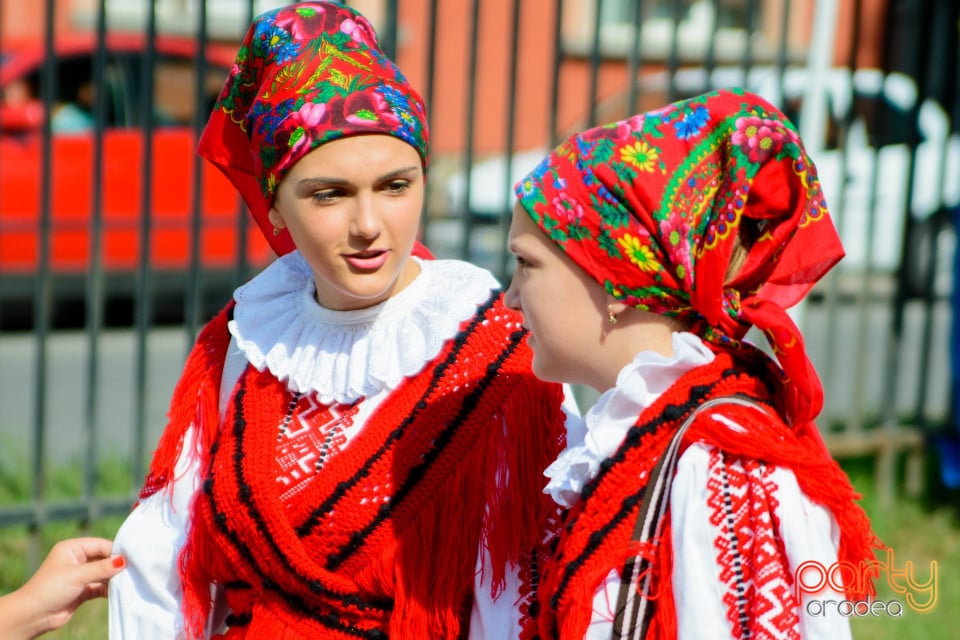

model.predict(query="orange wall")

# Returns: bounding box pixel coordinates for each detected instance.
[2,0,78,41]
[390,0,871,159]
[3,0,890,159]
[836,0,888,68]
[393,0,565,157]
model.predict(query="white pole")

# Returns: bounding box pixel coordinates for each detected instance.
[791,0,840,334]
[800,0,840,156]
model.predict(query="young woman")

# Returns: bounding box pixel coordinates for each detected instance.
[504,88,880,639]
[108,3,569,638]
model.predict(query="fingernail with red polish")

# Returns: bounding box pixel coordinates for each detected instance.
[112,556,126,569]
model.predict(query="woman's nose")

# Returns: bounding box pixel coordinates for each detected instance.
[503,278,520,310]
[350,198,381,238]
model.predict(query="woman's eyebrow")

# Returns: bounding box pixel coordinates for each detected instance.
[378,166,421,181]
[295,166,420,189]
[296,176,348,189]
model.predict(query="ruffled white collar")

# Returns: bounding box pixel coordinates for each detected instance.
[543,332,716,508]
[229,251,499,405]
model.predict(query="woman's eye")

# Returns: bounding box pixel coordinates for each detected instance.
[311,189,340,204]
[514,255,529,269]
[384,180,411,194]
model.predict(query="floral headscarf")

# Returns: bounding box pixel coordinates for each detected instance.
[514,88,844,425]
[198,1,429,255]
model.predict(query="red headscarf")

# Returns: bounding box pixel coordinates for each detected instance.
[514,89,843,426]
[198,1,430,256]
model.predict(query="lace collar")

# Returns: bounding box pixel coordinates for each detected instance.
[543,332,716,508]
[229,252,499,405]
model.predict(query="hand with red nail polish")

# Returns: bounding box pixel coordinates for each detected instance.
[0,537,126,639]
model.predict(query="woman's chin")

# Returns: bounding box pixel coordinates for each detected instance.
[531,353,562,385]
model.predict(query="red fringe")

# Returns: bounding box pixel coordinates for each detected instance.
[180,489,224,639]
[379,371,566,638]
[387,410,493,638]
[143,303,233,639]
[484,374,566,593]
[648,519,678,640]
[143,303,233,500]
[692,406,883,601]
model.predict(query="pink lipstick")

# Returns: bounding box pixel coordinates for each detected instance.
[345,249,389,270]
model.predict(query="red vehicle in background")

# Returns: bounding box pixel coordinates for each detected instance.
[0,33,274,327]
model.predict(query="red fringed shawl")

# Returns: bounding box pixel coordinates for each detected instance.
[141,294,566,639]
[524,350,880,640]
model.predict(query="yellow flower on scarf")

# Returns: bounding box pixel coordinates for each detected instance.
[618,233,658,272]
[620,141,658,172]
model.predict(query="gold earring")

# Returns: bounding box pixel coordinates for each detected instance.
[272,226,281,236]
[607,306,618,325]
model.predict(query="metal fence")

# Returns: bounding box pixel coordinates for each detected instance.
[0,0,957,558]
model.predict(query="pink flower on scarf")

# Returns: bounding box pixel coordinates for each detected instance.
[552,192,584,224]
[326,91,400,129]
[298,101,330,128]
[275,5,331,41]
[582,113,645,144]
[340,18,377,47]
[732,116,795,163]
[275,102,330,172]
[658,209,693,287]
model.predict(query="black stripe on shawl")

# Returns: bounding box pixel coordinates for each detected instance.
[203,381,391,638]
[294,291,501,540]
[325,325,527,569]
[547,383,716,614]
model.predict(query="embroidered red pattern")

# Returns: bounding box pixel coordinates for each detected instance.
[706,448,800,639]
[276,394,361,503]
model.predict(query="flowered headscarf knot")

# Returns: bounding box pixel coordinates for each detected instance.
[515,89,844,425]
[198,1,429,255]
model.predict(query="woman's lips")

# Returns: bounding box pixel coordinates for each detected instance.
[344,249,389,270]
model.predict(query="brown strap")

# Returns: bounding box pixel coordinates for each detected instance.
[612,396,765,639]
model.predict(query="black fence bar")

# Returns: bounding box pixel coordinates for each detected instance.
[495,0,522,277]
[82,0,110,526]
[0,497,137,529]
[185,0,210,340]
[419,0,439,248]
[458,0,482,261]
[882,0,934,429]
[131,0,159,496]
[585,0,604,129]
[231,0,260,312]
[547,0,563,147]
[665,0,683,102]
[770,0,791,106]
[818,0,860,427]
[624,0,646,116]
[25,0,60,572]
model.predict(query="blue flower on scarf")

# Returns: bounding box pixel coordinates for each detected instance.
[270,38,299,65]
[673,105,710,140]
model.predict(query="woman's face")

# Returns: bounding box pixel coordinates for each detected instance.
[269,134,424,310]
[504,203,610,387]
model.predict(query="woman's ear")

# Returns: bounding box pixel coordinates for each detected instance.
[607,300,630,320]
[267,207,286,230]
